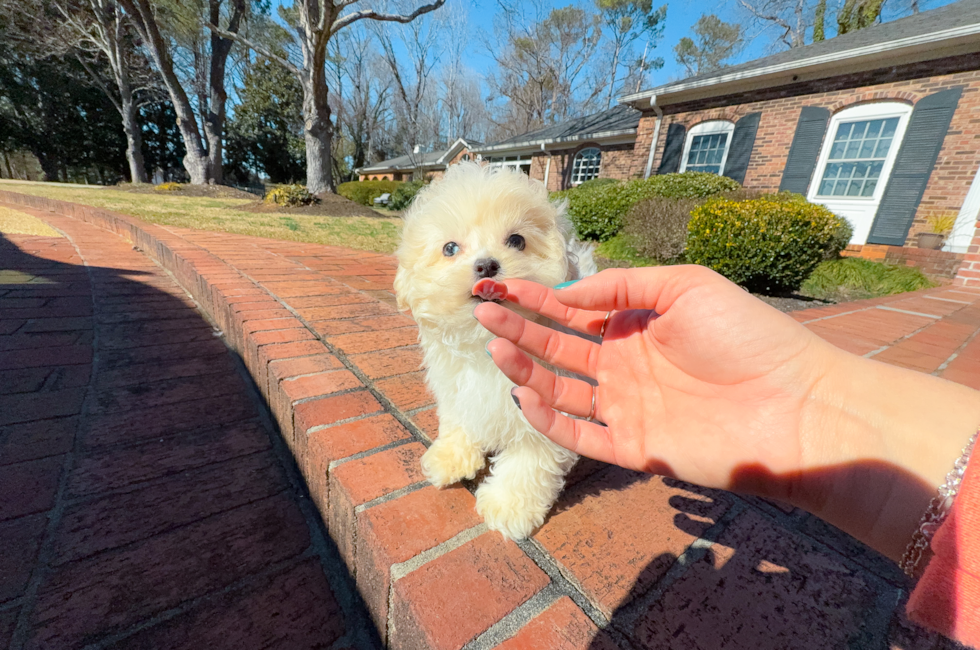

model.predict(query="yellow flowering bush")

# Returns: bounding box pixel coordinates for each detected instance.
[686,195,852,293]
[264,184,317,206]
[154,182,181,192]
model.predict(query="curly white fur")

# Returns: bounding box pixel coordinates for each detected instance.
[394,162,594,540]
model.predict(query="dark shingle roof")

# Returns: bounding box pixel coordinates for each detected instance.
[627,0,980,100]
[479,105,640,150]
[359,151,445,172]
[357,138,477,173]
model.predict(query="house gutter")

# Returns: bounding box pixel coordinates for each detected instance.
[472,127,638,155]
[644,97,662,180]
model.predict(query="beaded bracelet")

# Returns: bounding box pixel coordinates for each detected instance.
[900,428,979,578]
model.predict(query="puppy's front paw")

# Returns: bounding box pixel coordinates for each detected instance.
[476,484,547,541]
[421,436,485,488]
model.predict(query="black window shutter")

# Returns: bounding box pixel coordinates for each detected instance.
[779,107,830,194]
[723,112,761,184]
[657,123,686,175]
[867,87,963,246]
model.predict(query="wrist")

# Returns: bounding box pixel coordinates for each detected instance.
[789,344,980,562]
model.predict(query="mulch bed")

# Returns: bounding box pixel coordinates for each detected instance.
[113,183,258,200]
[241,192,387,219]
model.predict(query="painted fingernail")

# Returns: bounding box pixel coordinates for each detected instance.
[485,341,493,358]
[554,280,579,290]
[510,388,521,410]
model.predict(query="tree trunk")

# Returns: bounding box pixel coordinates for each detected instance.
[205,44,229,185]
[119,79,147,183]
[119,0,210,184]
[205,0,245,185]
[301,50,333,194]
[606,42,621,109]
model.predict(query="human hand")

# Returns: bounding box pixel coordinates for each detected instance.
[474,266,842,496]
[474,266,980,562]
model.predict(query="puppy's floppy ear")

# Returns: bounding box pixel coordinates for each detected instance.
[393,266,411,313]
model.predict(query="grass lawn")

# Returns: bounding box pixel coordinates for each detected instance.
[0,181,401,254]
[595,232,937,301]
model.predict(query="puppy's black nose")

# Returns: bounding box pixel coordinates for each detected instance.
[474,257,501,279]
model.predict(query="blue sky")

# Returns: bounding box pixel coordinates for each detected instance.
[455,0,958,89]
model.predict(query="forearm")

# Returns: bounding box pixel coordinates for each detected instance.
[791,343,980,563]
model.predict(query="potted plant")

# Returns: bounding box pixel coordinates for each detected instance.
[917,213,956,250]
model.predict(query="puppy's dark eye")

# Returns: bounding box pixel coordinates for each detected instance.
[506,234,526,251]
[443,242,460,257]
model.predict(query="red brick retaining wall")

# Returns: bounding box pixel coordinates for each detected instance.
[5,188,980,649]
[842,244,966,279]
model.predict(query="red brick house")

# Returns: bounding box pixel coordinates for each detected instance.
[470,106,644,192]
[478,0,980,285]
[355,138,477,182]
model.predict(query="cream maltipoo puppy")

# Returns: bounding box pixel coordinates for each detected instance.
[394,162,595,540]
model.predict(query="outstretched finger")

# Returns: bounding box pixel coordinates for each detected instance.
[475,279,609,336]
[510,386,618,465]
[477,302,601,378]
[487,337,596,417]
[553,266,728,314]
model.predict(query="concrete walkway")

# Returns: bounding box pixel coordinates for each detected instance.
[0,217,379,649]
[2,193,979,650]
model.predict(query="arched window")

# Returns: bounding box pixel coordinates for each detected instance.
[681,121,735,175]
[571,147,601,185]
[808,101,913,245]
[461,153,471,162]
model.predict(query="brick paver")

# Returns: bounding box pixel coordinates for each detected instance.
[2,191,979,650]
[0,220,378,649]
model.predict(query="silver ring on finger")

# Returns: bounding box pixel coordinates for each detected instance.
[599,311,612,339]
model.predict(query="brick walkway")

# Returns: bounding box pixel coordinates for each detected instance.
[1,191,979,650]
[0,217,379,649]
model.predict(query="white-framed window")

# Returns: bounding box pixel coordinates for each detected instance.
[808,102,913,245]
[571,147,601,185]
[680,121,735,175]
[487,155,532,176]
[815,117,900,198]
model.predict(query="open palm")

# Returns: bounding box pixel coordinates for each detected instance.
[475,266,837,495]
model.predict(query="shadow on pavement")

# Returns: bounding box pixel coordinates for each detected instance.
[0,230,381,649]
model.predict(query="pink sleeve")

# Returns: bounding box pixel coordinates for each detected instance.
[907,453,980,647]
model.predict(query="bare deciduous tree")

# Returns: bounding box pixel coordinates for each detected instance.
[1,0,153,182]
[374,7,443,159]
[117,0,246,184]
[487,0,605,137]
[210,0,446,194]
[736,0,814,48]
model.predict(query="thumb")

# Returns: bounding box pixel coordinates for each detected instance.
[555,265,723,313]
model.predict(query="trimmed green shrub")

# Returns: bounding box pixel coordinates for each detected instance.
[824,218,854,260]
[264,184,317,206]
[594,233,659,267]
[623,196,702,262]
[644,172,742,198]
[337,179,400,206]
[575,177,620,191]
[389,180,426,210]
[623,190,802,263]
[558,172,743,242]
[686,195,850,294]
